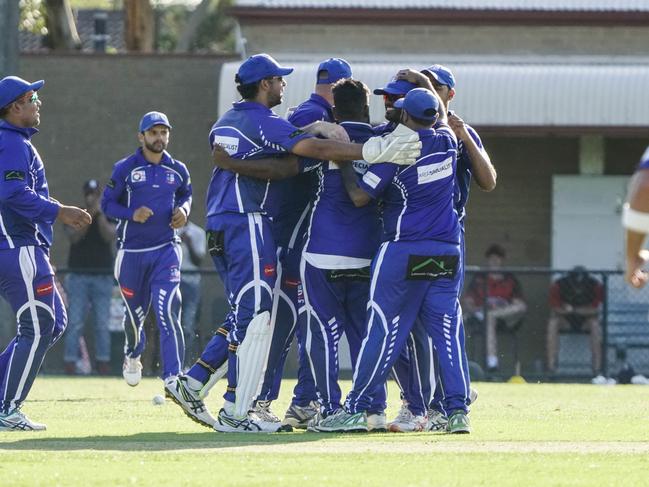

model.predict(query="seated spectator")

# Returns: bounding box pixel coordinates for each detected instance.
[463,244,527,372]
[546,266,602,377]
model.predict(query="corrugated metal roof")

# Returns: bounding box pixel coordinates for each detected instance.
[218,60,649,127]
[233,0,649,11]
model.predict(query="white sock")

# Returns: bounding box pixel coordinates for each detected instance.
[223,400,235,416]
[185,375,203,392]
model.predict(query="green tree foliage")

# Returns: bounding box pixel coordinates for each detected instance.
[19,0,48,35]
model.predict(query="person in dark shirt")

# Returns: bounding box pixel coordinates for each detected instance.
[546,266,603,376]
[63,179,116,375]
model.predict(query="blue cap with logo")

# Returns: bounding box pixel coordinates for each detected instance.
[0,76,44,109]
[316,58,352,84]
[421,64,455,88]
[373,79,418,96]
[393,88,439,121]
[236,54,294,85]
[139,111,172,133]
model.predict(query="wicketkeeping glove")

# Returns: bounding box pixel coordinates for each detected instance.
[362,124,422,165]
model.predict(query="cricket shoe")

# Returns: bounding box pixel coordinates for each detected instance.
[367,412,387,432]
[122,356,142,387]
[388,404,427,433]
[0,409,46,431]
[447,410,471,434]
[214,408,282,433]
[164,375,216,428]
[282,400,319,429]
[311,409,368,433]
[427,409,449,432]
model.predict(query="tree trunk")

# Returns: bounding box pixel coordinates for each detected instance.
[124,0,155,53]
[175,0,215,53]
[0,0,20,75]
[44,0,82,51]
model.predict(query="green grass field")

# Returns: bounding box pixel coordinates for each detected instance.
[2,378,649,486]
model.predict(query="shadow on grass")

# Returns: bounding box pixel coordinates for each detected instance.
[0,431,352,451]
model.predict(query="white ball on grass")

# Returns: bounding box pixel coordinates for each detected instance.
[152,394,165,406]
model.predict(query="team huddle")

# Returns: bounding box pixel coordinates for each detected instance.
[0,53,496,434]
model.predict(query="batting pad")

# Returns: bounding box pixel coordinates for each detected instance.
[234,311,272,417]
[198,362,228,399]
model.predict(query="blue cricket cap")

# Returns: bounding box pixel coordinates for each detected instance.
[236,54,294,85]
[421,64,455,88]
[0,76,44,109]
[316,58,352,84]
[373,79,418,96]
[393,88,439,121]
[139,111,172,133]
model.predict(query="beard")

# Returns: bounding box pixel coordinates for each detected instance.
[145,140,166,153]
[385,108,402,124]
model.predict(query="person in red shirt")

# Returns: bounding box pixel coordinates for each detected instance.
[463,244,526,371]
[546,266,602,377]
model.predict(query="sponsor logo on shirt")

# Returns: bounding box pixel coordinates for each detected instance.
[406,254,458,281]
[35,282,54,296]
[352,160,369,174]
[362,171,381,189]
[107,178,116,189]
[4,170,25,182]
[121,287,135,299]
[289,129,305,139]
[417,157,453,185]
[169,266,181,282]
[213,135,239,155]
[131,170,146,183]
[166,172,175,184]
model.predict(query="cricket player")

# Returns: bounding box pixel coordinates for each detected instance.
[389,65,496,433]
[165,53,421,433]
[301,78,387,429]
[312,87,471,433]
[101,111,192,392]
[623,145,649,288]
[0,76,91,431]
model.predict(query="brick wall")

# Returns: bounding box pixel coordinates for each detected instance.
[241,23,649,57]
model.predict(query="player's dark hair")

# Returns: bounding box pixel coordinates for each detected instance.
[317,69,330,82]
[485,244,506,258]
[332,78,369,122]
[235,73,261,100]
[407,112,436,127]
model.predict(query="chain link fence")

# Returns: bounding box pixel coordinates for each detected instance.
[2,267,647,382]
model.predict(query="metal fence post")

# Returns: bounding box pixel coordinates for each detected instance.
[601,272,609,376]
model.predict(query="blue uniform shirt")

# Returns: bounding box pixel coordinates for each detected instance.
[373,121,397,136]
[207,101,313,229]
[454,123,484,222]
[289,93,334,128]
[359,125,460,244]
[304,121,381,268]
[102,148,192,250]
[0,120,59,249]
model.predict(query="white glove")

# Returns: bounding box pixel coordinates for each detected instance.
[362,124,422,165]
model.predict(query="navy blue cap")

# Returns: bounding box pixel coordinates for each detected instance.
[0,76,44,109]
[139,111,172,133]
[316,58,352,84]
[421,64,455,88]
[236,54,294,85]
[393,88,439,121]
[373,79,418,96]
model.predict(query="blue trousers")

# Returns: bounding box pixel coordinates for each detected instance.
[257,238,317,407]
[205,213,276,404]
[0,246,67,413]
[114,243,184,380]
[394,231,471,414]
[302,259,386,415]
[344,240,469,415]
[63,273,113,363]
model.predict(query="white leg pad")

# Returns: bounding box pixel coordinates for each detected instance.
[234,311,272,417]
[198,362,229,399]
